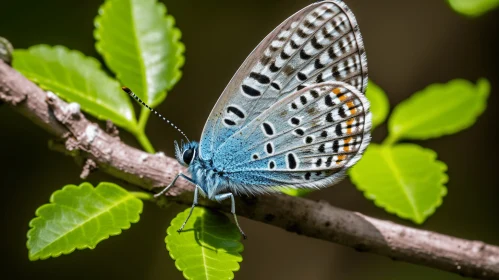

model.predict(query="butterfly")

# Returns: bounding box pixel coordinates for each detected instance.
[123,0,371,238]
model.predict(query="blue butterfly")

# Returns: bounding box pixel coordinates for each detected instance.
[123,0,371,238]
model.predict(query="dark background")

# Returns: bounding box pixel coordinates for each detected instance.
[1,0,498,279]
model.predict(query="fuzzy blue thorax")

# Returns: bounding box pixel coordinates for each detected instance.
[175,141,229,199]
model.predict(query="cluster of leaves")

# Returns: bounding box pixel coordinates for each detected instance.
[15,0,491,279]
[350,79,489,224]
[18,0,243,279]
[13,0,184,153]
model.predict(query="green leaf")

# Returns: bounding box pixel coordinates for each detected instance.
[350,144,447,224]
[95,0,185,107]
[13,45,137,129]
[366,80,390,130]
[280,188,314,197]
[447,0,499,17]
[388,79,489,142]
[27,182,143,261]
[166,207,244,280]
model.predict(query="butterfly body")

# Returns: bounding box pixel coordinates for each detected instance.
[126,1,371,237]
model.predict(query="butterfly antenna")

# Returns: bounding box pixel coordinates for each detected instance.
[121,86,190,142]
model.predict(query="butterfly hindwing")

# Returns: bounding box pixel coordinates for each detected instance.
[200,0,367,161]
[211,82,371,195]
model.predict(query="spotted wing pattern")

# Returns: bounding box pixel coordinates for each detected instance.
[209,82,371,195]
[200,0,367,161]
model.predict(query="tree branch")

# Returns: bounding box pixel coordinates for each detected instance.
[1,60,498,279]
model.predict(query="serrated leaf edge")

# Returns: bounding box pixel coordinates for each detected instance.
[27,182,142,261]
[351,145,448,224]
[13,45,137,128]
[389,78,490,141]
[93,0,185,107]
[165,208,243,280]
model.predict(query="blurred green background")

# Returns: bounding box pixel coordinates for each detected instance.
[1,0,497,279]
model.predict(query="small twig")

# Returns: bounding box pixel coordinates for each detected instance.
[80,158,98,179]
[1,60,498,279]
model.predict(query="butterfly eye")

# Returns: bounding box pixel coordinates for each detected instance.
[182,148,195,165]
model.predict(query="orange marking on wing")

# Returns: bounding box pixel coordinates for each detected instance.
[347,101,356,114]
[346,118,355,134]
[343,137,353,152]
[333,88,348,101]
[336,155,347,164]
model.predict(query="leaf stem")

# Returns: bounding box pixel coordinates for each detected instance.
[138,107,151,131]
[383,133,399,146]
[135,130,155,153]
[134,107,155,153]
[130,191,154,201]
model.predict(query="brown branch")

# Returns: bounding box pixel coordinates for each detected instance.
[0,60,498,279]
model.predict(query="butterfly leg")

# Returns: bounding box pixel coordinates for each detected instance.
[154,172,192,198]
[177,184,201,233]
[214,193,247,239]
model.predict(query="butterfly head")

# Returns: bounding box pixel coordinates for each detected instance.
[174,140,199,167]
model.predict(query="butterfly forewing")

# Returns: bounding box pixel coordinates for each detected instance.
[200,0,367,161]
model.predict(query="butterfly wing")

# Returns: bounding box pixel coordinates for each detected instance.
[211,82,371,195]
[200,0,367,161]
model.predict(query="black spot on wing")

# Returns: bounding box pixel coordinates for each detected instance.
[338,106,347,118]
[322,26,332,39]
[262,122,274,136]
[249,72,270,84]
[297,72,307,81]
[227,106,245,119]
[325,95,335,107]
[266,142,273,154]
[326,113,334,122]
[287,153,298,169]
[300,49,311,60]
[315,59,325,69]
[296,28,307,38]
[318,144,325,153]
[270,62,280,72]
[310,90,320,98]
[300,95,307,105]
[291,117,300,125]
[325,156,333,167]
[242,84,261,97]
[280,51,291,60]
[335,124,343,136]
[269,161,276,169]
[328,47,337,60]
[316,73,324,83]
[290,40,299,49]
[224,119,236,126]
[332,140,339,152]
[271,82,281,90]
[311,37,323,50]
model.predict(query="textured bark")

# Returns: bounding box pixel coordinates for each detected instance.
[1,60,498,279]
